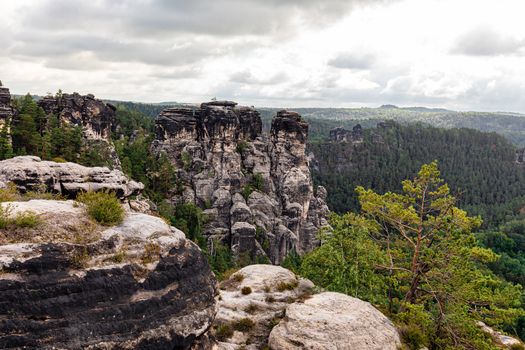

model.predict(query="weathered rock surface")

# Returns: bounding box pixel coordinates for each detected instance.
[151,102,329,263]
[329,124,363,143]
[0,86,15,127]
[214,264,314,350]
[477,321,524,349]
[269,291,401,350]
[0,156,143,198]
[38,92,120,168]
[0,200,218,349]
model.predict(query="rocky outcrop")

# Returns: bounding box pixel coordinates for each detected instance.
[38,92,116,141]
[477,321,524,349]
[0,156,143,198]
[269,291,401,350]
[212,264,400,350]
[38,92,120,168]
[329,124,363,143]
[0,85,15,128]
[0,199,218,349]
[151,102,329,264]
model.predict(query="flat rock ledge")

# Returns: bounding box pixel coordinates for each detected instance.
[0,156,143,198]
[268,291,401,350]
[0,200,217,349]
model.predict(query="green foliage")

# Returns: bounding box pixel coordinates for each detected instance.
[215,324,234,341]
[233,318,255,332]
[181,151,192,170]
[310,121,525,228]
[281,250,303,274]
[0,119,13,160]
[76,191,124,226]
[300,162,524,349]
[0,204,40,229]
[236,140,249,154]
[252,172,264,191]
[207,240,236,279]
[300,213,387,304]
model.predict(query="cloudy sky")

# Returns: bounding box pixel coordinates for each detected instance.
[2,0,525,111]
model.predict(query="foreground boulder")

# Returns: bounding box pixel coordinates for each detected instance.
[212,264,399,350]
[0,200,217,349]
[0,156,143,198]
[268,291,401,350]
[151,102,329,263]
[215,264,314,349]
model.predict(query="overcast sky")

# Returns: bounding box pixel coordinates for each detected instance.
[2,0,525,111]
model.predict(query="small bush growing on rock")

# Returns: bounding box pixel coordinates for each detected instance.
[252,172,264,191]
[510,344,525,350]
[13,211,40,228]
[0,204,40,229]
[71,247,90,269]
[215,324,234,341]
[276,280,299,292]
[241,184,254,201]
[112,250,127,263]
[77,190,124,226]
[0,183,19,202]
[233,273,244,282]
[233,318,255,332]
[241,286,252,295]
[244,303,259,314]
[141,242,161,265]
[236,140,249,155]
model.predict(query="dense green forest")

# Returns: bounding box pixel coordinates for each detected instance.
[260,105,525,146]
[309,122,525,228]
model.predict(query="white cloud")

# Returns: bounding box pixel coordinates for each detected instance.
[2,0,525,112]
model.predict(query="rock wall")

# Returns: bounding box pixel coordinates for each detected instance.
[151,102,328,264]
[0,86,14,130]
[329,124,363,143]
[0,200,218,349]
[38,92,121,168]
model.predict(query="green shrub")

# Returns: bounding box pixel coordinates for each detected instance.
[181,151,192,170]
[51,157,67,163]
[76,190,124,226]
[510,344,525,350]
[0,183,19,202]
[233,318,255,332]
[276,280,298,292]
[13,211,39,228]
[241,185,254,201]
[236,140,249,155]
[141,242,161,265]
[252,172,264,191]
[215,324,234,341]
[241,286,252,295]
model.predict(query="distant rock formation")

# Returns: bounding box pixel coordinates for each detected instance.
[38,92,121,168]
[0,156,143,198]
[329,124,363,143]
[38,92,116,141]
[0,200,218,349]
[151,102,329,264]
[0,85,15,129]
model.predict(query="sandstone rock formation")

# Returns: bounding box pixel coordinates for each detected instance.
[0,156,143,198]
[329,124,363,143]
[151,102,329,264]
[38,92,121,168]
[212,264,400,350]
[0,85,14,128]
[269,291,401,350]
[0,199,218,349]
[477,321,524,349]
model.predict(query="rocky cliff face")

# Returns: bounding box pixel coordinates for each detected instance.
[38,92,121,168]
[151,102,328,264]
[0,200,218,349]
[38,93,116,141]
[329,124,363,143]
[0,86,15,128]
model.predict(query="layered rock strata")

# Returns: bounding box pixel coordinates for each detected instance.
[151,102,329,264]
[329,124,363,143]
[0,200,218,349]
[0,156,143,198]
